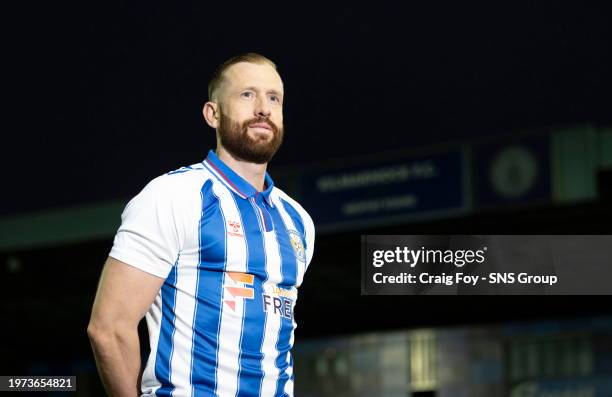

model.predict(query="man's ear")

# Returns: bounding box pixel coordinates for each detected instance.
[203,101,219,129]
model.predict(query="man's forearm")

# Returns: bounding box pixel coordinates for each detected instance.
[88,326,142,397]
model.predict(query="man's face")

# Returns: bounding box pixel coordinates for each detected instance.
[216,62,284,164]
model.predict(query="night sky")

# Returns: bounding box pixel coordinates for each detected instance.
[3,3,610,215]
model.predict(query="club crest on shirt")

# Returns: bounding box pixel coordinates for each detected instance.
[227,220,243,237]
[288,230,306,263]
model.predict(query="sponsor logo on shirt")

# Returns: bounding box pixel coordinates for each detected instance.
[227,220,243,237]
[223,272,254,312]
[263,286,296,320]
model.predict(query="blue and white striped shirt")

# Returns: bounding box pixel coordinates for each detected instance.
[109,150,315,397]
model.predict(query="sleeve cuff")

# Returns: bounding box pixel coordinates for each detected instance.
[108,248,172,279]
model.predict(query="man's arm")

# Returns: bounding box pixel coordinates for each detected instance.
[87,256,166,397]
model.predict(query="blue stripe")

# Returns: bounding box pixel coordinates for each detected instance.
[257,194,274,232]
[155,264,178,397]
[191,180,227,396]
[236,197,268,397]
[269,206,298,396]
[270,207,298,287]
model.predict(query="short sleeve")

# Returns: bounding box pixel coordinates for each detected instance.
[109,176,183,278]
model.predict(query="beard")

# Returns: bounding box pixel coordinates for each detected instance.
[217,110,284,164]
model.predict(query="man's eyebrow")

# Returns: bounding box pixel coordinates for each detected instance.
[243,86,283,97]
[267,89,283,97]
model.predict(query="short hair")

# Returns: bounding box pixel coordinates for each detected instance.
[208,53,277,101]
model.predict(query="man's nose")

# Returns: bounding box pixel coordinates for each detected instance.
[255,97,271,118]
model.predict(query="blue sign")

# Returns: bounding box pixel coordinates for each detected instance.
[296,150,466,231]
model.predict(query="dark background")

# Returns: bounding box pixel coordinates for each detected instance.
[1,0,611,383]
[3,3,611,214]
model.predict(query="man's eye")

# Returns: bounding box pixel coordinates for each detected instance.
[241,92,254,98]
[270,95,280,103]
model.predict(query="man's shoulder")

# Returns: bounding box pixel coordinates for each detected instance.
[272,187,314,226]
[138,162,216,200]
[165,162,208,177]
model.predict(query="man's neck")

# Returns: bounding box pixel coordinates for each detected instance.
[216,146,268,191]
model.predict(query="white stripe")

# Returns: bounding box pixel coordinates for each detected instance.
[273,196,305,287]
[249,198,264,231]
[271,191,303,396]
[259,224,284,396]
[213,183,248,397]
[257,206,266,228]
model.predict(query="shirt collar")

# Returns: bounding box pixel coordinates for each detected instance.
[203,150,275,205]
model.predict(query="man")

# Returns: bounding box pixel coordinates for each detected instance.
[88,53,315,397]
